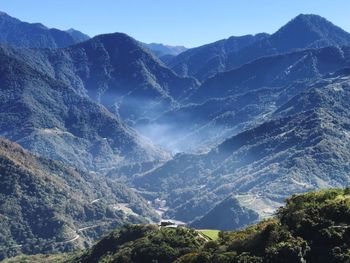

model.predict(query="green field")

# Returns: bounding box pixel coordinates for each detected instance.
[198,229,220,241]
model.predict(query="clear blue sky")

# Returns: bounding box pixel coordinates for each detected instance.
[1,0,349,47]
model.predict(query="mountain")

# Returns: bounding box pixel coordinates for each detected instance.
[0,43,168,172]
[190,196,259,231]
[3,32,198,125]
[142,45,350,153]
[134,71,350,224]
[143,43,187,57]
[0,138,158,260]
[168,33,269,81]
[190,45,350,103]
[169,14,350,81]
[66,34,198,122]
[0,11,89,48]
[15,189,350,263]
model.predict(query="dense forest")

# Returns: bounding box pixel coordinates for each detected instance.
[4,188,350,263]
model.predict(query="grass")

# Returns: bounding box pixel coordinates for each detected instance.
[198,229,220,241]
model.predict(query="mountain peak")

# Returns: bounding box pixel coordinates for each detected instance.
[65,28,90,42]
[279,13,347,35]
[93,32,135,43]
[81,32,144,54]
[271,13,350,50]
[288,14,339,30]
[293,13,326,21]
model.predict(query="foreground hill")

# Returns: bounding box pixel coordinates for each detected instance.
[0,11,89,48]
[169,14,350,81]
[134,72,350,225]
[0,138,158,260]
[12,189,350,262]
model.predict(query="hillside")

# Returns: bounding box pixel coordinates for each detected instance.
[168,33,269,81]
[190,45,350,103]
[134,72,350,224]
[0,138,159,260]
[75,225,206,263]
[1,32,198,125]
[190,196,259,231]
[145,45,350,152]
[169,14,350,81]
[13,188,350,262]
[0,11,88,48]
[0,44,168,172]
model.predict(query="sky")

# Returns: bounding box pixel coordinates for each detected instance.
[0,0,349,48]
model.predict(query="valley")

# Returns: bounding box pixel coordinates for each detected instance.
[0,5,350,262]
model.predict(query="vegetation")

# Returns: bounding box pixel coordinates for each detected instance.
[0,138,158,260]
[1,253,77,263]
[74,225,206,263]
[48,188,350,262]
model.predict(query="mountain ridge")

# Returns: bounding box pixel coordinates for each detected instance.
[0,11,89,48]
[168,14,350,81]
[0,44,169,172]
[0,32,199,124]
[134,72,350,226]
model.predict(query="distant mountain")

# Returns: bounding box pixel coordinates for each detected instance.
[191,45,350,102]
[134,72,350,224]
[190,196,259,230]
[168,33,269,81]
[0,138,158,260]
[169,14,350,81]
[0,43,168,172]
[144,46,350,152]
[143,42,187,57]
[66,28,90,42]
[0,11,89,48]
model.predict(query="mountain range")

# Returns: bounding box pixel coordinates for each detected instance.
[1,10,350,260]
[168,14,350,81]
[2,31,198,122]
[134,71,350,226]
[146,45,350,152]
[0,42,170,172]
[0,11,89,48]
